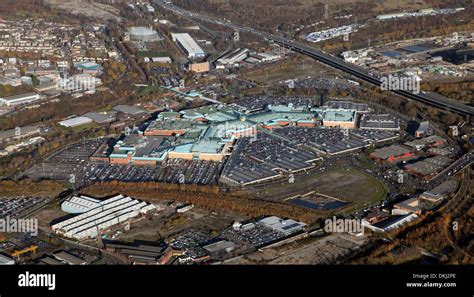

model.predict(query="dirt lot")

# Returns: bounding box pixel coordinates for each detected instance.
[242,57,333,84]
[46,0,121,21]
[116,203,248,242]
[225,233,367,264]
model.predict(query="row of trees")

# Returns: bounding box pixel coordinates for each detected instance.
[82,181,325,225]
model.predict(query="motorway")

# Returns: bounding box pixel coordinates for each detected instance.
[153,0,474,116]
[430,151,474,183]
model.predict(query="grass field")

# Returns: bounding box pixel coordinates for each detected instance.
[69,122,98,133]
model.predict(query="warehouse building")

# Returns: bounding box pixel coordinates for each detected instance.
[0,254,15,265]
[128,27,161,42]
[258,216,306,236]
[0,125,41,143]
[216,48,249,67]
[52,194,156,240]
[370,145,415,163]
[404,156,453,178]
[58,116,93,128]
[103,239,166,264]
[0,92,40,106]
[61,195,101,214]
[38,256,63,265]
[113,105,147,116]
[53,251,87,265]
[391,183,456,215]
[404,135,446,150]
[188,62,210,73]
[363,213,419,232]
[419,179,459,203]
[171,33,205,59]
[203,240,236,258]
[83,112,116,124]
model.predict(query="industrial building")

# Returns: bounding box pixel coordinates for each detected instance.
[113,105,147,116]
[188,62,210,73]
[216,48,249,67]
[103,239,167,264]
[128,27,161,42]
[363,213,419,232]
[83,112,116,124]
[0,254,15,265]
[203,240,236,258]
[370,145,415,163]
[53,251,87,265]
[404,135,447,150]
[38,256,64,265]
[404,156,453,178]
[52,194,156,240]
[171,33,205,59]
[0,92,40,106]
[58,116,93,128]
[392,180,458,215]
[419,179,459,202]
[258,216,306,236]
[61,195,102,214]
[0,125,41,143]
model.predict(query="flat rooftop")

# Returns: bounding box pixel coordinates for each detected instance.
[371,145,412,160]
[323,110,355,122]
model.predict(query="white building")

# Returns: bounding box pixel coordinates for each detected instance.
[0,92,40,106]
[61,195,102,214]
[362,213,419,232]
[171,33,205,59]
[258,216,306,235]
[52,194,156,240]
[217,48,249,66]
[58,116,93,128]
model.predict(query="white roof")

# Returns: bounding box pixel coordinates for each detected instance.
[171,33,205,57]
[0,254,14,265]
[258,216,306,234]
[59,116,93,127]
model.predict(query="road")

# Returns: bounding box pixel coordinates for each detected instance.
[152,0,474,116]
[429,151,474,183]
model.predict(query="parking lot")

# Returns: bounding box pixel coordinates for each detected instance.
[0,197,47,219]
[221,133,318,186]
[85,159,222,185]
[274,126,369,155]
[169,230,213,260]
[47,139,105,164]
[157,76,180,87]
[222,224,285,249]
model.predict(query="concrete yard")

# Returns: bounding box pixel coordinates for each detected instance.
[224,234,367,265]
